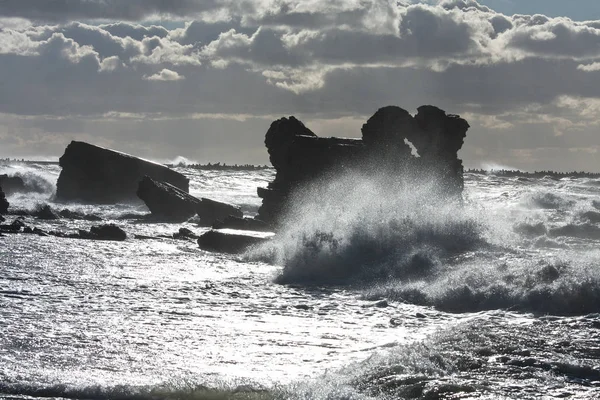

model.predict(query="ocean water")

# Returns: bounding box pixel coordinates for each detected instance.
[1,162,600,399]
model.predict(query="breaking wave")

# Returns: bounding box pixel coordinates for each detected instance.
[248,170,600,316]
[0,163,57,195]
[250,172,506,286]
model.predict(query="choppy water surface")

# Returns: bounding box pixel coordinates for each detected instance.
[1,164,600,399]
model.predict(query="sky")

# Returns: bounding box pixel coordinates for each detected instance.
[0,0,599,171]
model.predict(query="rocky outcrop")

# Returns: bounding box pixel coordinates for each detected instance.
[137,176,243,223]
[0,175,26,195]
[56,141,189,203]
[137,176,201,220]
[257,105,469,225]
[197,229,272,253]
[0,184,8,215]
[196,197,243,226]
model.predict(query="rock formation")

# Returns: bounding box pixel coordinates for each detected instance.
[56,141,189,203]
[0,184,8,215]
[137,176,201,221]
[257,105,469,225]
[137,176,243,223]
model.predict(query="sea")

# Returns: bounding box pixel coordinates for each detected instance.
[1,160,600,400]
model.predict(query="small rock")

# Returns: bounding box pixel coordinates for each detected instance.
[33,204,59,220]
[89,224,127,241]
[173,227,198,240]
[415,312,426,318]
[374,300,389,308]
[294,304,311,310]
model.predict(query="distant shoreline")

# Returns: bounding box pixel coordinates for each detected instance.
[466,169,600,179]
[1,159,597,176]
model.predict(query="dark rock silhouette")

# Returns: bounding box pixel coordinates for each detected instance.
[56,141,189,203]
[77,224,127,241]
[173,227,199,240]
[59,208,102,221]
[197,229,271,253]
[196,197,243,226]
[136,176,243,223]
[137,176,201,221]
[257,105,469,225]
[0,175,26,195]
[212,215,271,232]
[0,184,8,215]
[33,204,59,220]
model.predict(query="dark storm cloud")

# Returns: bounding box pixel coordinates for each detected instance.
[0,0,224,22]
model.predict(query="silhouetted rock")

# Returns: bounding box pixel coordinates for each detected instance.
[56,141,189,203]
[212,216,271,232]
[0,218,25,233]
[173,227,199,240]
[77,224,127,241]
[33,204,59,220]
[0,184,8,215]
[257,105,469,225]
[197,229,271,253]
[0,175,26,195]
[196,198,243,226]
[137,176,201,220]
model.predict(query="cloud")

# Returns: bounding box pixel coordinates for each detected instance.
[145,68,185,81]
[0,0,600,170]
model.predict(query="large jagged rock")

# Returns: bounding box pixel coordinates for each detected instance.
[56,141,189,203]
[0,184,8,215]
[257,105,469,225]
[137,176,201,220]
[0,175,26,195]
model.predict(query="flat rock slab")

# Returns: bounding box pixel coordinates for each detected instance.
[197,229,273,253]
[197,197,243,226]
[137,176,201,220]
[56,141,189,203]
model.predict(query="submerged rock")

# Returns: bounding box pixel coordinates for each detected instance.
[137,176,201,220]
[56,141,189,203]
[0,184,8,214]
[196,198,243,226]
[0,175,26,195]
[197,229,271,253]
[256,105,469,225]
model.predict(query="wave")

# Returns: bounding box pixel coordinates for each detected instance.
[248,171,505,286]
[0,164,57,195]
[365,255,600,315]
[524,191,574,210]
